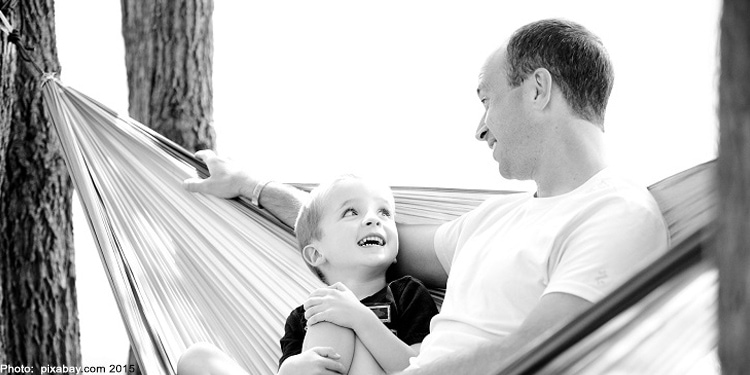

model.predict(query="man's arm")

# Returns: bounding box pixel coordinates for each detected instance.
[183,150,449,287]
[393,224,447,288]
[397,292,592,375]
[182,150,308,228]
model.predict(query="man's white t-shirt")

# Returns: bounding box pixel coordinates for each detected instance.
[411,168,670,366]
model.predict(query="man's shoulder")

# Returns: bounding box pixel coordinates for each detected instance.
[573,170,670,244]
[578,169,661,213]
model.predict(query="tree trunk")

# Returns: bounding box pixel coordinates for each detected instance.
[120,0,214,372]
[0,0,81,371]
[121,0,215,152]
[0,2,17,366]
[717,0,750,374]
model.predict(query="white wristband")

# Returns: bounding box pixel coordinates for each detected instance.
[250,180,270,208]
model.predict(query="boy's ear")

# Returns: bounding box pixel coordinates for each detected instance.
[302,244,325,267]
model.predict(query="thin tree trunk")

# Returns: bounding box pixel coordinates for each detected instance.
[120,0,214,372]
[0,0,80,371]
[717,0,750,374]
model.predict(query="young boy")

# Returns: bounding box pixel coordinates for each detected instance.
[176,175,437,375]
[278,175,438,374]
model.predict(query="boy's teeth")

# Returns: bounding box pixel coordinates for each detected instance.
[357,236,385,247]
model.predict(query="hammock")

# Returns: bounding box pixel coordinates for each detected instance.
[42,77,718,375]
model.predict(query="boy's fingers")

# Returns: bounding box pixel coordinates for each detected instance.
[306,311,328,325]
[304,305,324,320]
[304,295,330,309]
[308,288,333,298]
[311,347,340,359]
[327,282,346,290]
[323,359,346,374]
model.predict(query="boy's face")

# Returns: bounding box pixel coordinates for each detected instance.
[313,179,398,273]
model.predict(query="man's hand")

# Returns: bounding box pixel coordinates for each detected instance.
[182,149,258,199]
[278,347,346,375]
[304,283,372,331]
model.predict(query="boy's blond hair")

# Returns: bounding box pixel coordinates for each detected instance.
[294,175,393,283]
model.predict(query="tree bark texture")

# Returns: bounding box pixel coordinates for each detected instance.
[121,0,215,152]
[0,3,18,366]
[120,1,214,372]
[0,0,81,371]
[717,0,750,374]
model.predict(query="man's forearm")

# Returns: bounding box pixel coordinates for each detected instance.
[398,342,504,375]
[398,293,590,375]
[252,181,309,229]
[397,333,536,375]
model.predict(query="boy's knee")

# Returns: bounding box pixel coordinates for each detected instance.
[177,342,224,375]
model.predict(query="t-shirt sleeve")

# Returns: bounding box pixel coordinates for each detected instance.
[433,211,473,274]
[544,197,670,302]
[278,307,306,367]
[394,277,440,346]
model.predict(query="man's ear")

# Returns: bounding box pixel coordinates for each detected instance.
[529,68,553,110]
[302,244,325,267]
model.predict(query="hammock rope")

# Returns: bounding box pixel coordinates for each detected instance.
[0,8,45,75]
[42,75,719,375]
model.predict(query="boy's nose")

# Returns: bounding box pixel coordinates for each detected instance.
[364,216,381,227]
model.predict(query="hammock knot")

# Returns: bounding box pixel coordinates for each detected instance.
[6,28,46,75]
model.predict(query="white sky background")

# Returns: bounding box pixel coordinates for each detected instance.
[54,0,721,368]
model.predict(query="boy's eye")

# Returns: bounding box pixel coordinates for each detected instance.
[379,208,392,218]
[343,208,358,217]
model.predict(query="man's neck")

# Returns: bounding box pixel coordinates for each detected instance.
[533,118,607,197]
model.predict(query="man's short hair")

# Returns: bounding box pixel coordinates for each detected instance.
[506,19,614,127]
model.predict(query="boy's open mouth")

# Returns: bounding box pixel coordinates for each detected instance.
[357,235,386,247]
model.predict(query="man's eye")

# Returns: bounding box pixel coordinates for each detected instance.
[343,208,358,217]
[481,98,488,107]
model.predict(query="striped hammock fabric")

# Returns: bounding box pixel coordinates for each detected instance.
[42,77,718,375]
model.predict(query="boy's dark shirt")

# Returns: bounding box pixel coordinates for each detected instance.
[279,276,438,367]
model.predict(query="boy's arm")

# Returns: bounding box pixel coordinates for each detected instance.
[278,347,347,375]
[183,150,449,287]
[305,284,420,374]
[302,322,356,373]
[278,309,348,375]
[350,312,418,373]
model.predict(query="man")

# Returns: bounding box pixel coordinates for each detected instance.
[184,19,669,375]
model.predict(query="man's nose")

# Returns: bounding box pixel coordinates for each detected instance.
[476,116,489,141]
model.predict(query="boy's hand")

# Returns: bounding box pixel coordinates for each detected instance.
[278,347,346,375]
[182,150,258,199]
[304,283,372,331]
